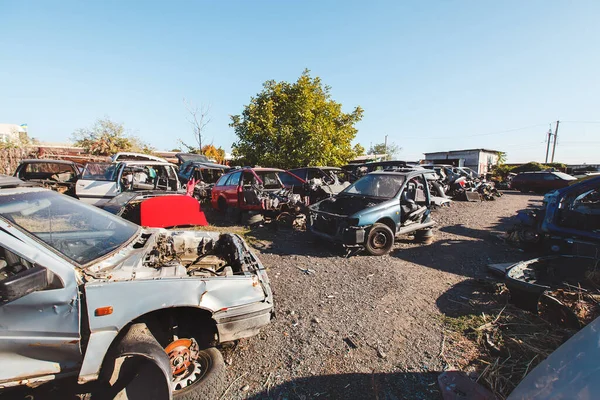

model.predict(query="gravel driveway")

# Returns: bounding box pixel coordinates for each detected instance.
[221,192,540,400]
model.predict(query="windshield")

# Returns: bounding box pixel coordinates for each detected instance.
[82,162,119,181]
[342,174,405,198]
[554,172,577,181]
[0,190,139,265]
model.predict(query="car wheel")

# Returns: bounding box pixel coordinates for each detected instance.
[165,341,227,400]
[217,197,227,212]
[365,223,394,256]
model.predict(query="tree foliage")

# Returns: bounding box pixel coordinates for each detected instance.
[368,141,401,160]
[72,117,153,156]
[202,144,226,163]
[230,70,364,168]
[353,143,366,157]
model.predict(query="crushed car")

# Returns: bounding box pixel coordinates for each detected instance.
[76,161,182,207]
[308,170,435,256]
[178,160,230,201]
[14,159,83,197]
[0,182,273,399]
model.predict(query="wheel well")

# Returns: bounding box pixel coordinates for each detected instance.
[134,307,218,349]
[376,218,396,234]
[98,307,217,383]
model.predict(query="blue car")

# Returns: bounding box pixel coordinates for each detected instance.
[308,170,435,255]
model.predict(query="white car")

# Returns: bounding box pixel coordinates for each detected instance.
[76,161,181,206]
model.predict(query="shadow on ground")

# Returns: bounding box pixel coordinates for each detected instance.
[246,371,440,400]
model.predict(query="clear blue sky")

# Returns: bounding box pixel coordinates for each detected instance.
[1,0,599,163]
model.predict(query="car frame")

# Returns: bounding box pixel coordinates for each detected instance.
[14,159,84,197]
[76,161,182,206]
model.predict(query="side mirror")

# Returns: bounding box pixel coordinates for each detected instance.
[0,265,48,304]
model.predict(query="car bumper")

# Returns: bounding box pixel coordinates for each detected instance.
[308,213,368,246]
[214,302,274,343]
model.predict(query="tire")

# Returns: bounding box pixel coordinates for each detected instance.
[172,347,227,400]
[217,197,227,212]
[365,223,395,256]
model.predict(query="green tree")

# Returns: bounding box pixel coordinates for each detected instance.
[72,117,152,156]
[353,143,366,157]
[230,70,364,168]
[368,141,401,160]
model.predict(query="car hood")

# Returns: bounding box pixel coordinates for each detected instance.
[309,194,388,218]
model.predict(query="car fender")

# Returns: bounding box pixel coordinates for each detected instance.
[78,277,266,383]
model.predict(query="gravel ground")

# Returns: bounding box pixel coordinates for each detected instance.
[220,192,540,400]
[0,191,541,400]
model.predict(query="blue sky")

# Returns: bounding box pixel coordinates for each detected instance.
[1,0,599,163]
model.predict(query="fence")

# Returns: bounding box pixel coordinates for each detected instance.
[0,147,40,175]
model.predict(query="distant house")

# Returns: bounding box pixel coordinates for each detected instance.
[423,148,501,175]
[0,123,27,143]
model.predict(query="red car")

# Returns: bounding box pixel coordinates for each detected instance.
[211,167,306,212]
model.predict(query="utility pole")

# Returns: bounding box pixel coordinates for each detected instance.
[550,120,560,163]
[544,128,552,163]
[384,135,388,160]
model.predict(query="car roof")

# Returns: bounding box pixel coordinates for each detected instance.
[111,152,168,163]
[369,170,426,177]
[187,161,230,170]
[19,159,76,165]
[121,161,176,166]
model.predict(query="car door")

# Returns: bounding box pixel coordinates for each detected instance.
[76,162,121,206]
[224,171,243,207]
[0,231,81,384]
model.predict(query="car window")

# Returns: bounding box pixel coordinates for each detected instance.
[290,168,307,180]
[225,171,242,186]
[256,171,283,189]
[215,174,229,186]
[21,163,76,182]
[343,174,405,198]
[553,172,576,181]
[278,172,304,186]
[0,190,139,265]
[82,163,119,181]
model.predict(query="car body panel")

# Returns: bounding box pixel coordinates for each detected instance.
[0,219,81,386]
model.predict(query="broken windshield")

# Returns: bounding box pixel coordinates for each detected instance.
[0,190,139,265]
[341,174,405,198]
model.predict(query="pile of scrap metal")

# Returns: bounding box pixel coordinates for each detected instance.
[504,176,600,254]
[423,164,502,202]
[288,167,355,204]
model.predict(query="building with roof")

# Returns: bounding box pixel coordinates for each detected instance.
[0,123,27,143]
[423,148,502,175]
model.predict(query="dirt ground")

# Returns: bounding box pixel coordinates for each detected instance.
[0,191,542,400]
[218,192,540,400]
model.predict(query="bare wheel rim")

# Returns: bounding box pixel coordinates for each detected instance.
[371,231,388,249]
[165,338,208,392]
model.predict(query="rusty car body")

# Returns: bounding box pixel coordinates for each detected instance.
[0,184,273,398]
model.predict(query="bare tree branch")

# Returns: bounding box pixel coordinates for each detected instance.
[183,98,211,151]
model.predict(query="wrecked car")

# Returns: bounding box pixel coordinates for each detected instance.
[76,161,182,207]
[178,161,230,201]
[0,185,273,398]
[14,159,83,197]
[510,171,576,194]
[510,176,600,254]
[288,166,355,203]
[309,170,435,256]
[211,167,307,219]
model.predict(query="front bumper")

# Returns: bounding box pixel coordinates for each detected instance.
[309,213,368,247]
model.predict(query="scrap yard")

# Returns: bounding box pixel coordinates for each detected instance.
[2,3,600,398]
